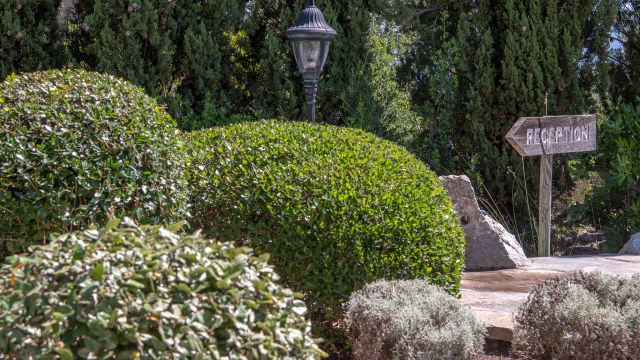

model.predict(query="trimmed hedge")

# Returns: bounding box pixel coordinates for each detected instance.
[0,219,325,359]
[183,120,465,316]
[0,69,188,256]
[513,271,640,359]
[346,280,485,360]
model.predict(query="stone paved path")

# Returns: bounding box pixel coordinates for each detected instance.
[460,255,640,342]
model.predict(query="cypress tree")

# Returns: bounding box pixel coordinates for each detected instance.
[611,0,640,103]
[24,0,407,130]
[0,0,65,79]
[315,0,374,124]
[245,0,299,119]
[341,16,425,150]
[74,0,244,129]
[404,0,616,250]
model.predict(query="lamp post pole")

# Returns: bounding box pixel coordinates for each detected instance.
[305,79,317,123]
[286,0,336,123]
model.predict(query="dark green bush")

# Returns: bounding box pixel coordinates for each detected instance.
[513,271,640,360]
[580,101,640,250]
[346,279,485,360]
[0,219,325,359]
[73,0,246,129]
[183,120,465,317]
[0,0,66,79]
[0,69,188,256]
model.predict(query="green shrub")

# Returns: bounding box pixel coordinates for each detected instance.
[183,120,465,317]
[0,69,188,256]
[581,101,640,250]
[513,271,640,360]
[345,279,485,360]
[0,219,325,359]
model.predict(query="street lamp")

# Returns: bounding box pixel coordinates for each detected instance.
[286,0,337,123]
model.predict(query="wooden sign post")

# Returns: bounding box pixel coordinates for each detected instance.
[506,115,597,256]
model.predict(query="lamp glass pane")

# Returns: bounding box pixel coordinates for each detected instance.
[298,40,321,71]
[319,40,331,72]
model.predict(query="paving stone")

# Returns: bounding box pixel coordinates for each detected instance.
[460,254,640,342]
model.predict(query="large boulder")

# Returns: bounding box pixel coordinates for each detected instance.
[619,233,640,255]
[439,175,530,270]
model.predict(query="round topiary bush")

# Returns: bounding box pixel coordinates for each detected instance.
[0,219,324,359]
[345,279,485,360]
[183,120,465,316]
[513,271,640,360]
[0,69,188,256]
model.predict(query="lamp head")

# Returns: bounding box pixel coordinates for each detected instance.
[285,1,337,80]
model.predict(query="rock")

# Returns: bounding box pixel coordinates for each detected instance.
[563,230,606,256]
[619,233,640,255]
[576,230,607,245]
[439,175,530,271]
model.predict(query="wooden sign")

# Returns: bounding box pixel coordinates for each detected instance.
[506,114,597,257]
[506,115,597,157]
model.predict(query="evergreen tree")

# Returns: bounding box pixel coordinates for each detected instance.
[233,0,404,128]
[611,0,640,103]
[393,1,472,109]
[0,0,65,79]
[401,0,617,250]
[342,16,425,150]
[245,1,300,119]
[315,0,376,124]
[74,0,244,128]
[17,0,418,131]
[243,0,385,124]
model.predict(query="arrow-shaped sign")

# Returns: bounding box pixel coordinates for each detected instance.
[505,114,597,258]
[506,115,597,157]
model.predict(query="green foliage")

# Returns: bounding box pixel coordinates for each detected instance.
[581,101,640,250]
[513,271,640,359]
[409,10,462,172]
[342,16,426,155]
[246,1,299,120]
[183,120,465,318]
[313,0,379,124]
[0,69,188,256]
[0,1,442,133]
[611,0,640,104]
[346,279,485,360]
[239,0,392,125]
[70,0,385,128]
[0,0,66,79]
[73,0,246,129]
[0,1,402,131]
[0,219,325,359]
[4,0,633,257]
[394,1,617,251]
